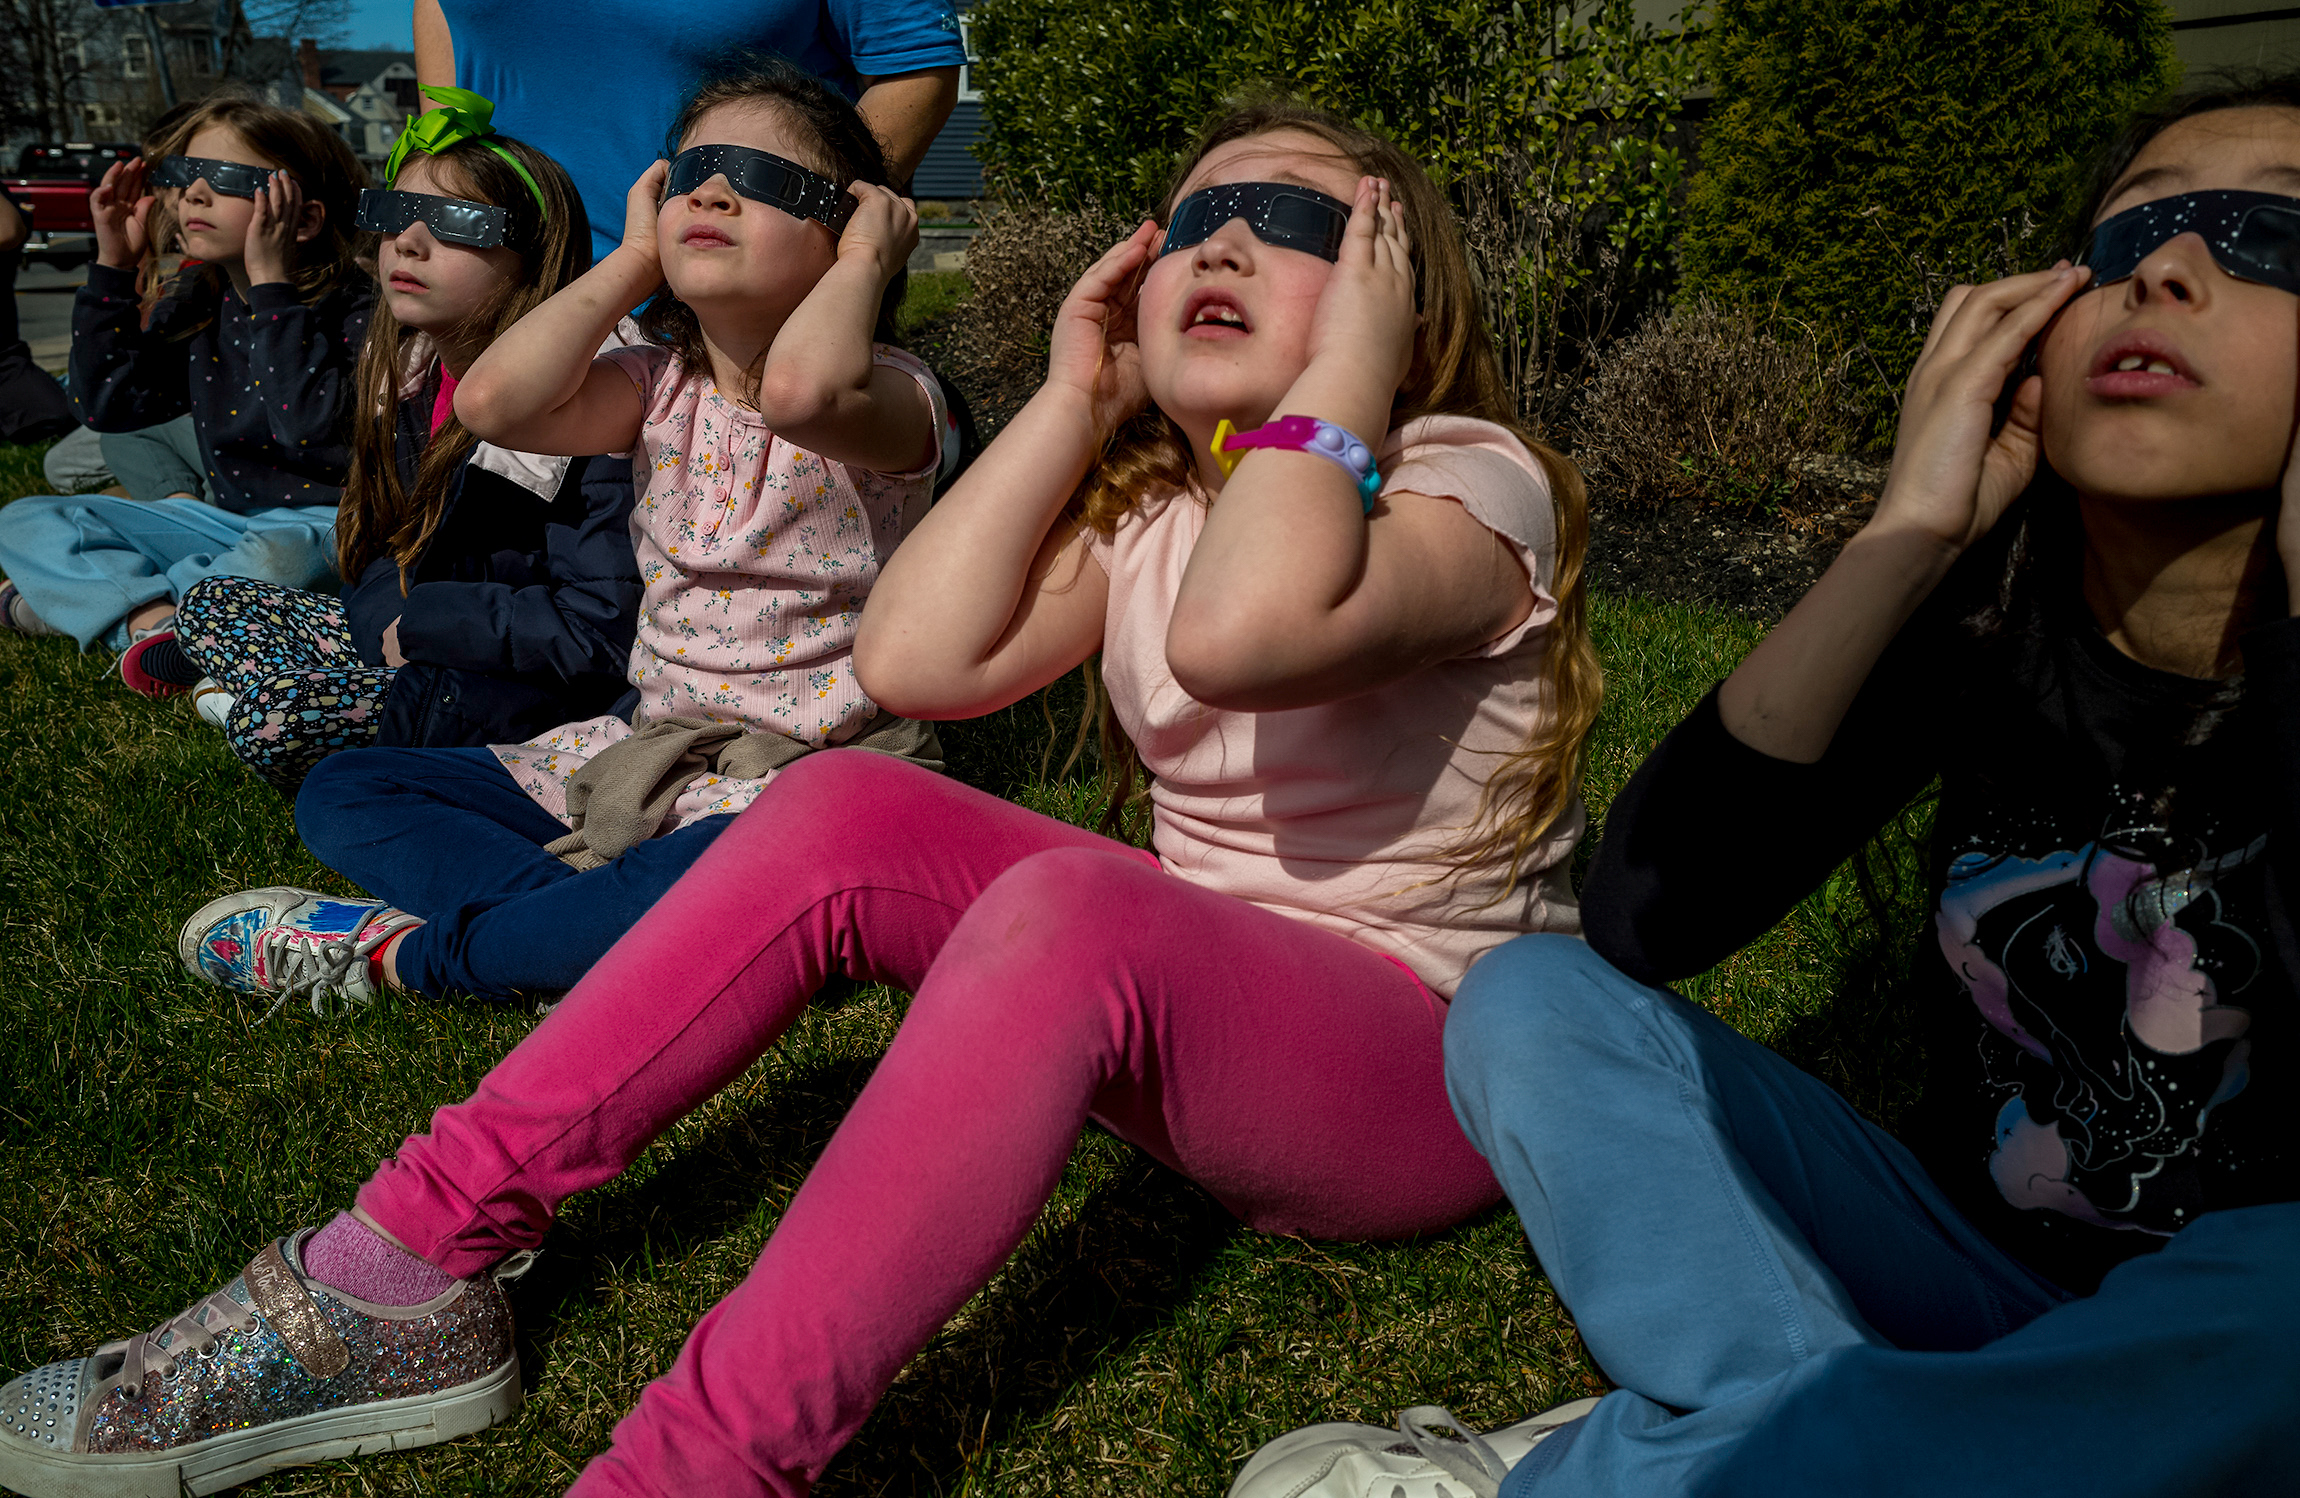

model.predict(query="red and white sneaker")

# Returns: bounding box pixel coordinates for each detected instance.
[177,888,422,1019]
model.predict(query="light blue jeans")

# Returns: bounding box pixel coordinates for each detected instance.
[1448,934,2300,1498]
[0,492,336,649]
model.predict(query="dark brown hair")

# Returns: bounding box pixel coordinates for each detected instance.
[1976,71,2300,649]
[142,90,369,312]
[637,54,904,401]
[336,133,590,586]
[1082,97,1602,892]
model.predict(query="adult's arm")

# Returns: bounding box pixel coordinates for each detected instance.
[0,192,26,254]
[856,69,961,187]
[414,0,454,91]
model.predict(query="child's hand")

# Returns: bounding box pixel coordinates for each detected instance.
[837,184,919,284]
[1045,219,1161,439]
[381,617,407,667]
[622,159,669,273]
[244,170,305,286]
[1873,263,2090,553]
[1304,177,1418,401]
[89,157,154,270]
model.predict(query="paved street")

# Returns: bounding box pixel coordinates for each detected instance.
[14,261,84,375]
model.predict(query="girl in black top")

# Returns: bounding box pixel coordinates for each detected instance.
[1226,77,2300,1498]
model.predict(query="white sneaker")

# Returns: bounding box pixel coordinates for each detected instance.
[191,677,235,730]
[1226,1399,1600,1498]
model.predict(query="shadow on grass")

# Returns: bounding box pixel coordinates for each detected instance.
[827,1155,1237,1496]
[500,1011,1241,1498]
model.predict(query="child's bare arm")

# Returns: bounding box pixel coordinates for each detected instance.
[753,184,931,472]
[455,162,664,454]
[856,223,1165,717]
[1718,264,2088,763]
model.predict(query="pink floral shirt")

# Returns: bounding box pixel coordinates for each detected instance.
[492,341,945,833]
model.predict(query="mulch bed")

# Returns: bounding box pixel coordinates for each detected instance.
[1583,473,1883,625]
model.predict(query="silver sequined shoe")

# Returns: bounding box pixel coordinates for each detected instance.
[0,1230,522,1497]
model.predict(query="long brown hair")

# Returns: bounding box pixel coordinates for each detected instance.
[141,90,369,314]
[1083,98,1602,894]
[335,133,589,587]
[637,54,905,401]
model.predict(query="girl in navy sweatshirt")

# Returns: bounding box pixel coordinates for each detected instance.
[0,94,370,665]
[152,92,640,792]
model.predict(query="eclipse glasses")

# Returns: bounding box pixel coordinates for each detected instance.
[148,155,275,199]
[357,188,513,249]
[2078,188,2300,296]
[1161,181,1353,263]
[663,144,853,232]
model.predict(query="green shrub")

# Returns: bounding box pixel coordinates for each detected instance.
[967,0,1698,427]
[1678,0,2177,442]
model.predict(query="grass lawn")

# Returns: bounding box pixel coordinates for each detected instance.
[0,433,1920,1496]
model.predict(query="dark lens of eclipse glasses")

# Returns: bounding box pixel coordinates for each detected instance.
[2078,188,2300,294]
[150,155,274,199]
[662,145,854,232]
[357,188,511,249]
[1161,182,1352,263]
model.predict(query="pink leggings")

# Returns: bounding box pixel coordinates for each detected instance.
[356,751,1502,1496]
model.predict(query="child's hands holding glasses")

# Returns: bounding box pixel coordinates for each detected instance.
[835,182,918,285]
[1874,261,2092,555]
[244,170,307,287]
[89,156,155,270]
[1304,176,1417,404]
[1045,219,1162,442]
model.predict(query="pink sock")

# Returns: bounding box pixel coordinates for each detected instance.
[301,1211,456,1306]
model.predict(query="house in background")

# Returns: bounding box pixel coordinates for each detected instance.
[296,43,419,171]
[3,1,300,157]
[2170,1,2300,74]
[911,1,984,202]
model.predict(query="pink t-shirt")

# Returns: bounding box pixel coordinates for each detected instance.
[492,341,945,832]
[1087,415,1583,996]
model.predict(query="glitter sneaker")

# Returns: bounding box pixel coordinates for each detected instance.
[0,1230,522,1498]
[177,888,422,1019]
[1225,1399,1602,1498]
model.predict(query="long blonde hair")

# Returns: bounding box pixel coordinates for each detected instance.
[1082,98,1602,894]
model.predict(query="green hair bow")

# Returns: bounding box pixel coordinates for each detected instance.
[384,86,549,217]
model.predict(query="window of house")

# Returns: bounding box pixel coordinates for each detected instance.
[124,34,150,79]
[957,15,980,103]
[388,75,418,108]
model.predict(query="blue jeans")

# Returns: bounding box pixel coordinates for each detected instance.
[294,746,731,1001]
[1447,934,2300,1498]
[0,492,336,648]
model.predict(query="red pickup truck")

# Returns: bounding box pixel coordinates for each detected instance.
[3,142,138,269]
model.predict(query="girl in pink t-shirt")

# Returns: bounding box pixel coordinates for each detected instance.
[10,102,1597,1498]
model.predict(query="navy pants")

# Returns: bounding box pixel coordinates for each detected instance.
[294,746,730,1001]
[1447,934,2300,1498]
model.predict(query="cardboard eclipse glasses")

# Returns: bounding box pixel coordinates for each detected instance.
[356,188,513,248]
[2078,188,2300,294]
[148,154,276,199]
[663,144,854,232]
[1161,181,1353,263]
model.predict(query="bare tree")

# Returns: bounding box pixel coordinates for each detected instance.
[0,0,95,143]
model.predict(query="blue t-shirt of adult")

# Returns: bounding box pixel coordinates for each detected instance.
[445,0,966,264]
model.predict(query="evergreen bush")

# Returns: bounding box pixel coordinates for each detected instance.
[1678,0,2177,442]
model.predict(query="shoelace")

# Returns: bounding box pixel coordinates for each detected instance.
[1391,1405,1512,1498]
[254,922,393,1022]
[106,1284,257,1400]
